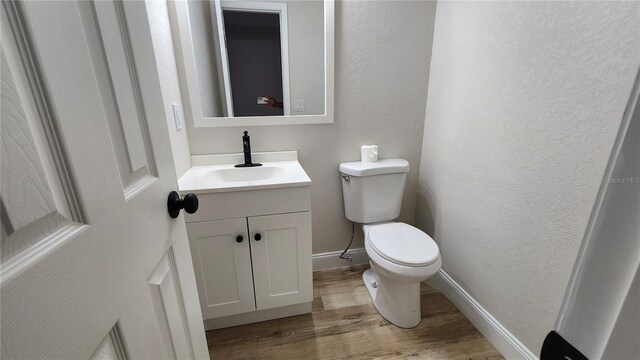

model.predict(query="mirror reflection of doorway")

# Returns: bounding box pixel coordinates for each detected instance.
[216,1,291,117]
[223,10,284,116]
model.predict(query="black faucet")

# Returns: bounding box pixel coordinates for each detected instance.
[234,131,262,167]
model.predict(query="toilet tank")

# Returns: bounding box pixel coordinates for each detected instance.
[339,159,410,223]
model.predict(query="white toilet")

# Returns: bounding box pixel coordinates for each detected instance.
[339,159,441,328]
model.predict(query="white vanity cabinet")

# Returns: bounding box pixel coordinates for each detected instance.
[178,155,313,330]
[185,212,312,321]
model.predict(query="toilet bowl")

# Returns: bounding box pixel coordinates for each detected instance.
[339,158,442,328]
[362,222,441,328]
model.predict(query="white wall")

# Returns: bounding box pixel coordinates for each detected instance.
[147,0,192,178]
[416,1,639,355]
[186,0,437,254]
[285,0,324,115]
[187,0,225,118]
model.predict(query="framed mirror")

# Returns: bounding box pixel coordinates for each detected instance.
[171,0,334,127]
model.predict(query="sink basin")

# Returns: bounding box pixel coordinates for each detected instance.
[207,166,285,183]
[178,159,311,194]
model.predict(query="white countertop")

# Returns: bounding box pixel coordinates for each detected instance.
[178,160,311,194]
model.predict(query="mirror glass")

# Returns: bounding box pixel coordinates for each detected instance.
[186,0,325,118]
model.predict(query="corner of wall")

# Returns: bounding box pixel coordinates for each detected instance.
[145,0,192,179]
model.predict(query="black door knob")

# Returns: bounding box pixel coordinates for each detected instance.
[236,235,244,243]
[167,191,199,218]
[254,233,262,241]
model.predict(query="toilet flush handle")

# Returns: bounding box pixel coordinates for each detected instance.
[341,175,350,182]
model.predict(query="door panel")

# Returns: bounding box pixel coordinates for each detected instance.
[148,252,194,360]
[90,326,127,360]
[0,2,85,275]
[249,212,312,310]
[187,218,256,319]
[92,0,157,194]
[0,1,207,358]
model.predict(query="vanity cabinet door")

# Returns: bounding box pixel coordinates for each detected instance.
[248,212,313,310]
[186,218,256,319]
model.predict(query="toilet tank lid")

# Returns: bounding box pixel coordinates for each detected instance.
[339,159,409,177]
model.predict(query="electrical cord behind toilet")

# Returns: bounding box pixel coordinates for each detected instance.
[339,222,356,261]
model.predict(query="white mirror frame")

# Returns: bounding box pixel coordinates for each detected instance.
[171,0,334,127]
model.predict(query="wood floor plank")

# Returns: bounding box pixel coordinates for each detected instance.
[207,265,503,359]
[320,284,371,310]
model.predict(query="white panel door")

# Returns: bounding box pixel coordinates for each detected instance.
[0,1,208,359]
[249,212,312,310]
[186,218,256,319]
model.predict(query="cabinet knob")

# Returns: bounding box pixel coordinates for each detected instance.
[254,233,262,241]
[236,235,244,243]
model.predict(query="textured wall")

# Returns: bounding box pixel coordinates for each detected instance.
[285,0,325,116]
[186,0,224,118]
[147,0,192,178]
[416,1,640,355]
[185,1,437,253]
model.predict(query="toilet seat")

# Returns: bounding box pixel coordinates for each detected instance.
[367,223,439,267]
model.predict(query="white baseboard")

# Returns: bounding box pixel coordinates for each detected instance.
[312,248,369,271]
[430,270,538,360]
